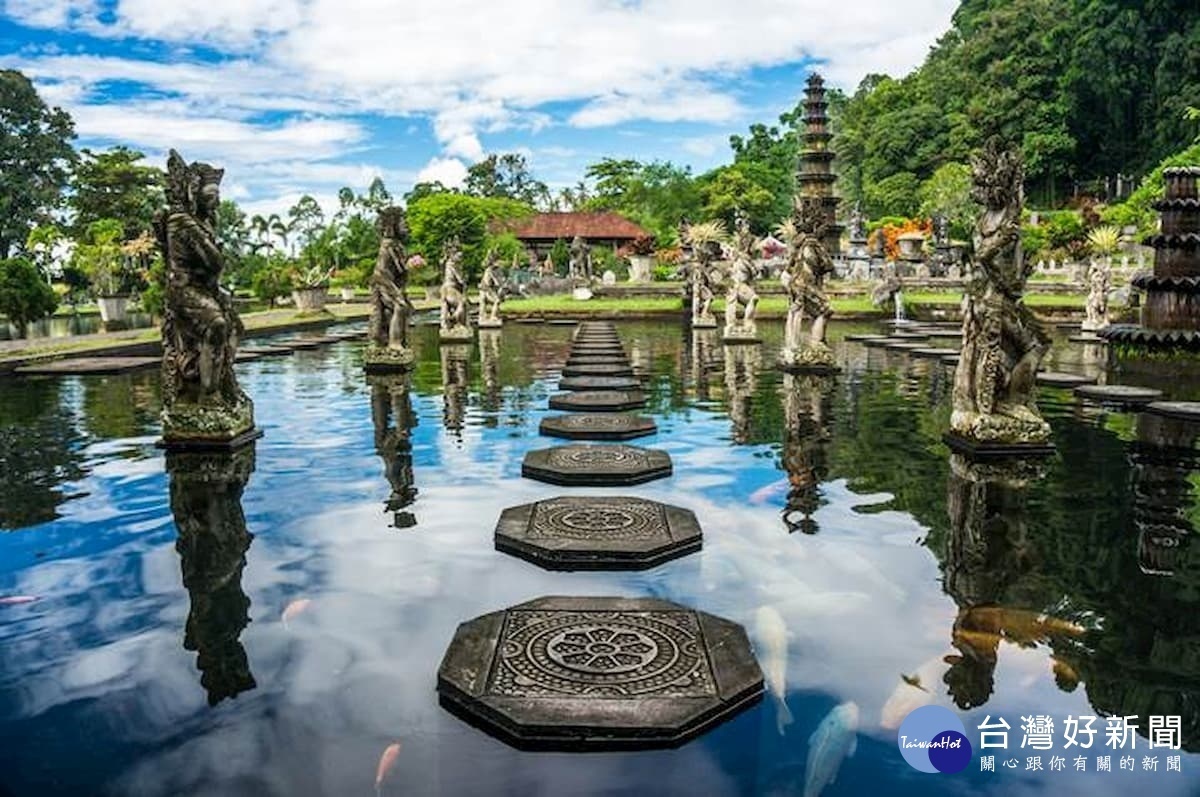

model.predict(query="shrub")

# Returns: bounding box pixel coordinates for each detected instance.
[251,260,294,307]
[0,257,58,337]
[1043,211,1085,251]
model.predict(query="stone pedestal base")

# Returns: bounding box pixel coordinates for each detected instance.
[691,316,718,329]
[160,396,259,451]
[363,343,415,372]
[477,317,503,329]
[778,342,836,373]
[943,431,1055,460]
[722,324,760,345]
[439,325,473,344]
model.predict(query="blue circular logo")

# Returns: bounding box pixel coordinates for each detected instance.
[896,706,972,773]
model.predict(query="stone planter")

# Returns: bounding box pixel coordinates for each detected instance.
[339,287,355,301]
[97,295,130,324]
[291,287,329,312]
[628,255,654,283]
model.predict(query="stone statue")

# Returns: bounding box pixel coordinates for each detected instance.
[950,140,1051,450]
[168,446,257,705]
[778,197,835,370]
[568,235,591,281]
[369,374,417,528]
[477,249,506,328]
[439,237,472,342]
[364,206,415,371]
[722,213,760,342]
[849,202,868,243]
[155,150,256,448]
[690,241,719,329]
[1082,258,1111,332]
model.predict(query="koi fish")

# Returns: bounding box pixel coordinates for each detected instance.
[375,741,401,796]
[805,702,859,797]
[0,596,38,605]
[282,598,312,626]
[755,605,794,734]
[750,478,789,505]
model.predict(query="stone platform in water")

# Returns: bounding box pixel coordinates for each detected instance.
[234,351,264,362]
[890,332,930,340]
[910,347,960,359]
[240,345,295,356]
[562,363,636,378]
[942,431,1055,460]
[437,596,762,749]
[550,390,646,412]
[1074,384,1164,406]
[547,319,579,326]
[1036,371,1096,388]
[567,355,630,366]
[884,341,925,351]
[522,445,671,486]
[1146,401,1200,422]
[862,337,895,348]
[278,338,325,350]
[843,334,887,342]
[559,376,641,392]
[540,413,657,440]
[15,356,160,376]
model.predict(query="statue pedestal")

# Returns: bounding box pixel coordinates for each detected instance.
[159,395,260,451]
[477,318,503,329]
[721,324,760,345]
[439,325,474,344]
[942,431,1055,460]
[691,315,718,329]
[364,343,415,372]
[778,343,836,373]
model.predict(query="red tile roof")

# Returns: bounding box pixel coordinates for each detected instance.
[509,212,650,241]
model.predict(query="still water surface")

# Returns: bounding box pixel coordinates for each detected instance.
[0,320,1197,796]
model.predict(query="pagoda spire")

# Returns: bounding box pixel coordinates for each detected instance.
[795,72,842,255]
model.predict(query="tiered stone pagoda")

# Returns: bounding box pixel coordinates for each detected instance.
[1101,166,1200,353]
[796,73,841,256]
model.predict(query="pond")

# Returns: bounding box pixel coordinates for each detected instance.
[0,320,1197,796]
[0,311,156,342]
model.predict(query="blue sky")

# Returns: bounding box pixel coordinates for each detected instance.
[1,0,957,216]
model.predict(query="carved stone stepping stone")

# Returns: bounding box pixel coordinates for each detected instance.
[240,345,294,356]
[522,445,671,486]
[438,595,762,749]
[1075,384,1164,406]
[563,363,635,378]
[573,343,625,351]
[14,356,160,376]
[862,337,895,348]
[235,351,264,362]
[1036,371,1096,388]
[547,319,579,326]
[550,390,646,412]
[910,347,959,359]
[567,355,630,365]
[279,338,324,350]
[883,341,925,350]
[890,332,930,340]
[540,413,657,441]
[559,376,641,392]
[926,331,963,341]
[514,317,545,324]
[1146,402,1200,422]
[843,334,887,342]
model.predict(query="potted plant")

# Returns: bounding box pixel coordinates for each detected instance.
[626,235,656,283]
[73,220,133,324]
[331,267,360,302]
[291,264,333,311]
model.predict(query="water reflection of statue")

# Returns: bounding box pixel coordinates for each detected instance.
[568,235,591,281]
[723,214,760,342]
[369,374,418,528]
[365,206,415,371]
[478,329,502,422]
[439,238,472,342]
[441,344,470,435]
[689,328,719,401]
[780,373,833,534]
[949,140,1051,451]
[477,250,506,329]
[168,446,257,705]
[1129,412,1198,576]
[779,197,835,371]
[1082,259,1111,333]
[723,345,760,444]
[155,150,256,448]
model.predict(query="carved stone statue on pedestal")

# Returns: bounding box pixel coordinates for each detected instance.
[568,235,591,282]
[778,197,836,371]
[477,250,506,329]
[439,237,472,343]
[1082,258,1111,333]
[364,206,415,371]
[155,150,258,449]
[690,243,719,329]
[722,214,761,343]
[948,140,1052,454]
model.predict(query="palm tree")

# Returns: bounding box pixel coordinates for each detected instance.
[249,214,274,253]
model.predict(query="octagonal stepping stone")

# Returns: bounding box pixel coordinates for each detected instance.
[843,334,888,342]
[567,355,630,365]
[910,347,959,359]
[540,413,657,441]
[240,345,294,356]
[1145,401,1200,422]
[550,390,646,412]
[862,337,895,348]
[884,341,925,351]
[548,319,579,326]
[563,363,635,378]
[573,343,625,351]
[1075,384,1163,406]
[522,445,672,486]
[494,497,701,570]
[1037,371,1096,388]
[890,332,930,340]
[438,595,761,749]
[559,376,641,392]
[279,338,323,350]
[234,351,264,362]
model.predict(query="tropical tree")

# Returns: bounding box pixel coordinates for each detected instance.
[69,146,163,239]
[0,256,58,337]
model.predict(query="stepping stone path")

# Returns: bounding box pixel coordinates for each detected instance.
[1036,371,1096,388]
[440,321,759,750]
[1075,384,1164,406]
[559,375,641,392]
[437,596,763,749]
[240,345,295,357]
[862,338,895,348]
[883,341,925,351]
[843,334,888,342]
[15,356,160,376]
[910,347,960,359]
[522,445,672,485]
[1146,401,1200,422]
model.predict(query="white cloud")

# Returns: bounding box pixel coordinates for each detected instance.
[416,157,468,188]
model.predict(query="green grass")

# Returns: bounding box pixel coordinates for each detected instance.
[904,291,1085,308]
[501,296,683,314]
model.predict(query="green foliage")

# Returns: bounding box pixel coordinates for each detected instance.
[590,246,623,279]
[1102,141,1200,234]
[696,166,776,230]
[465,153,548,206]
[483,231,525,267]
[250,258,294,307]
[1043,211,1085,250]
[0,70,76,260]
[918,162,978,239]
[549,239,570,273]
[407,192,531,280]
[0,257,58,335]
[1021,224,1049,259]
[865,172,921,219]
[584,158,702,242]
[70,219,129,295]
[69,146,162,239]
[139,257,166,318]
